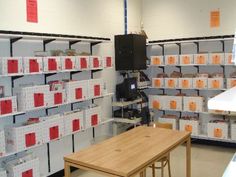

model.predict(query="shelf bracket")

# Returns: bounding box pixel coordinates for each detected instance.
[69,40,81,49]
[90,41,102,54]
[194,42,200,53]
[10,37,22,57]
[157,44,165,55]
[43,39,56,51]
[220,40,225,52]
[176,43,181,55]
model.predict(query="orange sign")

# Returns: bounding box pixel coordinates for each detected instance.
[154,79,161,87]
[210,10,220,28]
[170,100,177,109]
[152,57,161,65]
[153,101,160,109]
[185,125,193,132]
[214,128,222,138]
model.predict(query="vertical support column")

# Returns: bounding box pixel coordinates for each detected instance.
[124,0,128,34]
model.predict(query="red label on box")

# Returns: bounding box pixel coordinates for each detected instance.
[93,58,99,68]
[94,85,100,96]
[106,57,112,67]
[75,88,82,100]
[7,59,18,73]
[91,114,98,126]
[26,0,38,23]
[49,126,59,140]
[48,58,57,71]
[0,100,12,115]
[54,92,63,105]
[65,58,73,70]
[72,119,80,132]
[25,133,36,147]
[80,58,87,69]
[22,169,33,177]
[34,93,44,107]
[29,59,39,73]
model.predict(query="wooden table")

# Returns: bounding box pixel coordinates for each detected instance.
[64,126,191,177]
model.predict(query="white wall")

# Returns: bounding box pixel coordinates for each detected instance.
[142,0,236,40]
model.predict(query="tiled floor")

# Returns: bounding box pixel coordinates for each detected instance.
[70,144,235,177]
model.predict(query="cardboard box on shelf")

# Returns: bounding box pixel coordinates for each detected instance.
[0,57,23,75]
[179,119,200,135]
[224,53,234,65]
[148,95,166,110]
[179,78,193,89]
[43,57,61,72]
[152,78,165,88]
[23,57,43,74]
[209,53,224,65]
[179,54,194,65]
[183,96,205,112]
[194,54,208,65]
[83,106,102,129]
[0,96,17,115]
[75,56,90,70]
[61,56,76,71]
[208,78,224,89]
[165,96,183,111]
[63,110,84,136]
[226,78,236,89]
[193,78,208,89]
[48,90,66,106]
[165,55,179,65]
[150,56,164,65]
[88,79,103,98]
[158,116,178,130]
[165,78,178,88]
[207,121,228,139]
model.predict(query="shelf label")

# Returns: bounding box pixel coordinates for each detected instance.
[210,10,220,28]
[27,0,38,23]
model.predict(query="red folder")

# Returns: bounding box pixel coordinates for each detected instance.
[34,93,44,107]
[54,92,63,105]
[94,85,100,96]
[75,88,82,100]
[49,126,59,140]
[93,58,99,68]
[65,58,73,70]
[91,114,98,126]
[106,57,112,67]
[48,58,57,71]
[7,59,18,73]
[29,59,39,73]
[25,133,36,147]
[0,100,12,115]
[72,119,80,132]
[22,169,33,177]
[80,58,87,69]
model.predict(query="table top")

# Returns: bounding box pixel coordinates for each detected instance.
[64,126,190,177]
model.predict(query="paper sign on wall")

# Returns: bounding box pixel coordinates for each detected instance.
[26,0,38,23]
[210,10,220,28]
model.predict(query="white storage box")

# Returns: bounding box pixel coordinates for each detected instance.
[183,96,205,112]
[103,56,113,68]
[194,54,208,65]
[193,78,208,89]
[0,96,17,115]
[0,130,6,156]
[165,55,179,65]
[43,57,61,72]
[165,96,182,111]
[231,123,236,140]
[165,78,178,88]
[209,53,224,65]
[90,56,103,70]
[6,156,40,177]
[0,57,23,75]
[208,78,224,89]
[149,95,166,110]
[13,85,50,112]
[41,114,64,143]
[84,106,102,128]
[75,56,90,70]
[60,56,76,71]
[179,119,200,135]
[48,90,66,106]
[152,78,164,88]
[5,123,42,152]
[225,53,234,65]
[64,80,88,103]
[23,57,43,74]
[88,79,103,98]
[0,169,7,177]
[150,56,164,65]
[63,110,84,136]
[179,78,193,89]
[179,54,194,65]
[158,117,177,130]
[207,122,228,139]
[226,78,236,89]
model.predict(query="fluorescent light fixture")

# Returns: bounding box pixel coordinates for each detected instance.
[208,87,236,111]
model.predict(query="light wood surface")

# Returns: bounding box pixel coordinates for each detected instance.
[64,126,191,177]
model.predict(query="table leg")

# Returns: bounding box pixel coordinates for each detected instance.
[64,161,71,177]
[152,163,155,177]
[186,137,191,177]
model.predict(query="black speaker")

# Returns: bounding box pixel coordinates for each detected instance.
[115,34,147,71]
